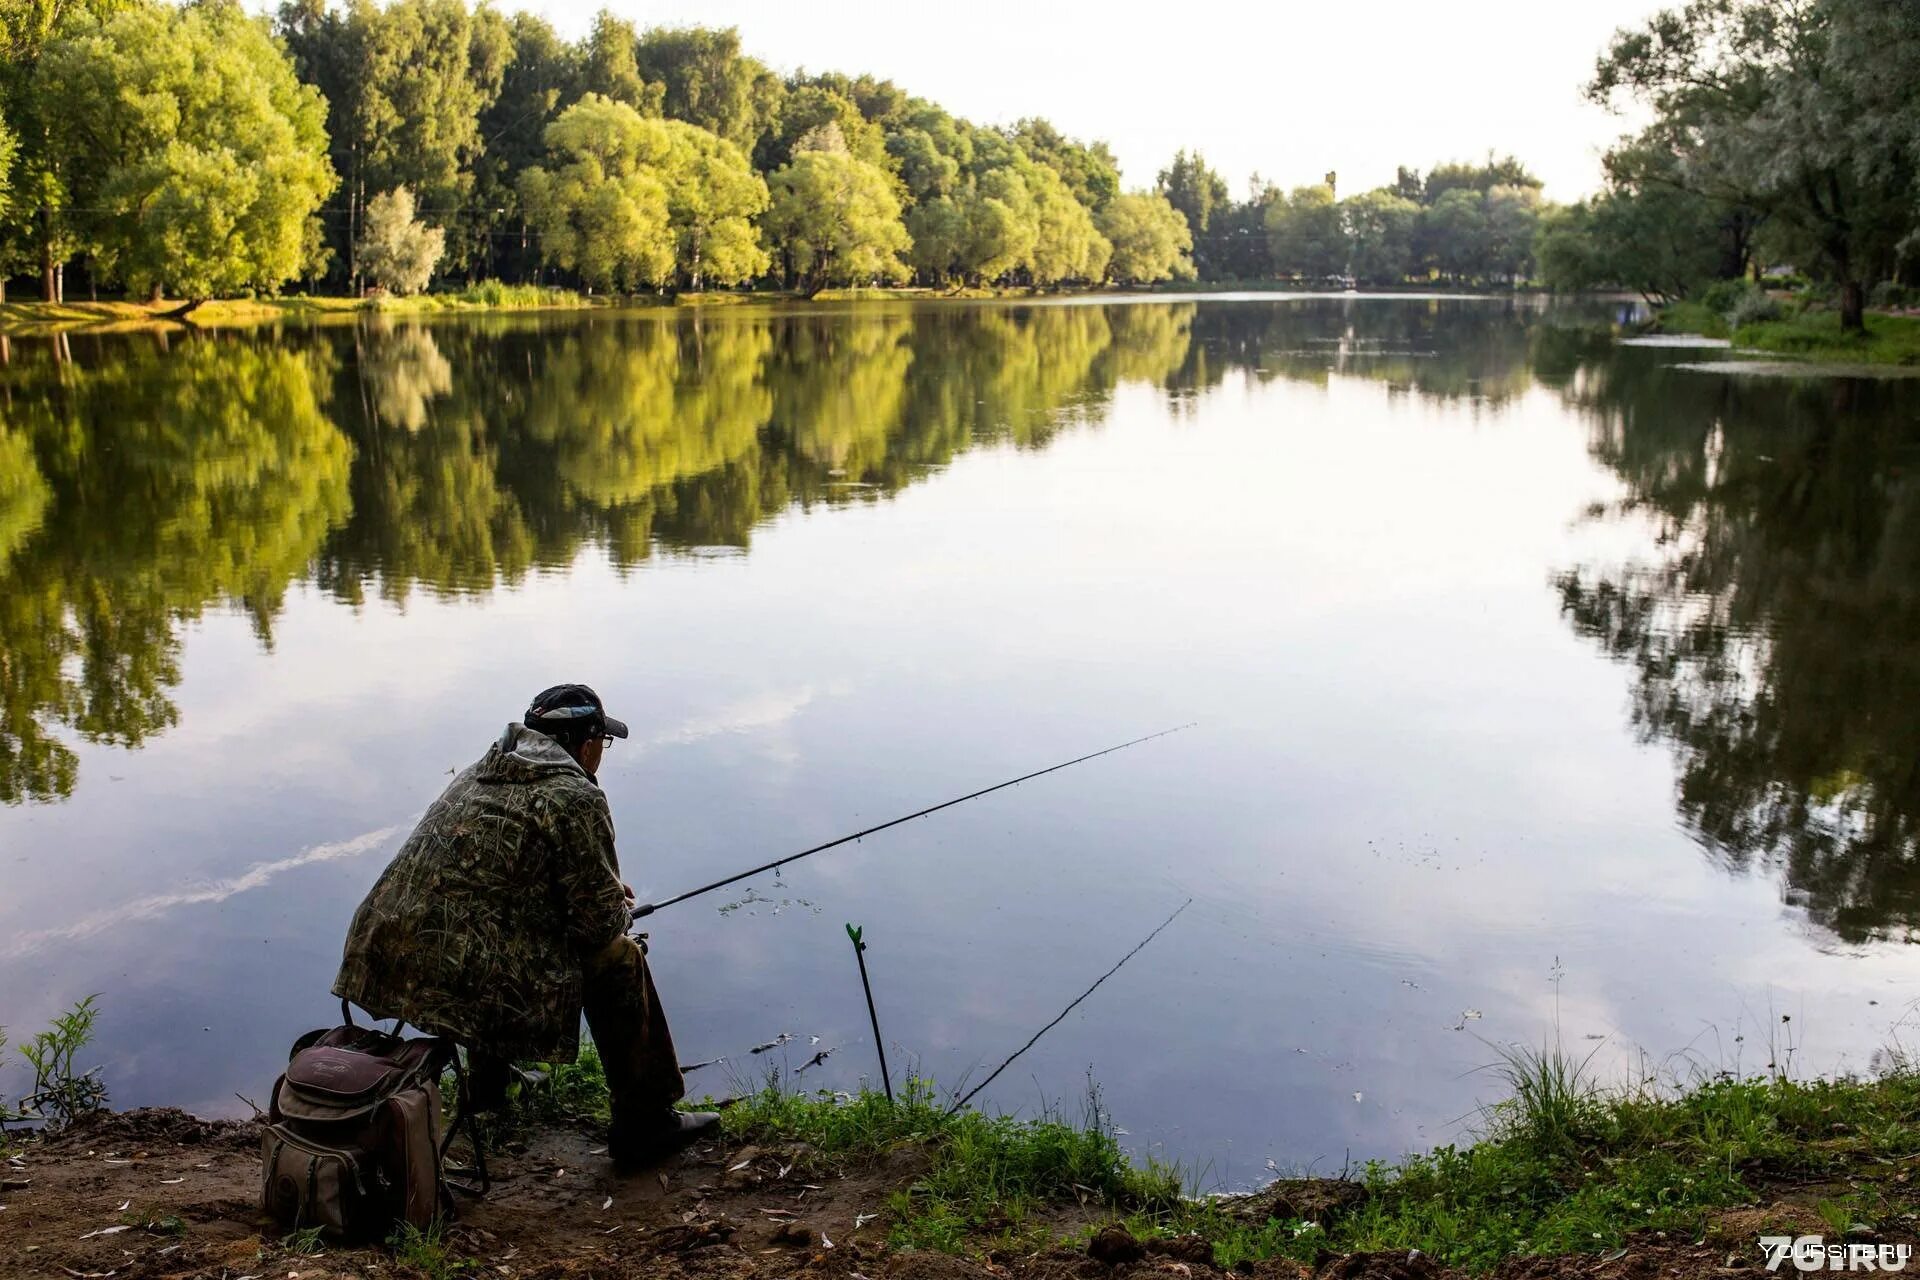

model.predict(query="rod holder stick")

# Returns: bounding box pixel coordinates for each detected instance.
[846,923,894,1104]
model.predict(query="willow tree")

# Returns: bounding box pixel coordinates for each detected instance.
[520,95,767,292]
[763,149,910,294]
[659,120,768,289]
[37,1,336,302]
[1096,192,1194,284]
[518,94,675,292]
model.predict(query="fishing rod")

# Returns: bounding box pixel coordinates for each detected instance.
[630,723,1196,920]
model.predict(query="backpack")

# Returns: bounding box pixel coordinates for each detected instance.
[259,1014,480,1240]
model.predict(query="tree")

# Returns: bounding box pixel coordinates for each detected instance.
[763,150,910,294]
[1534,182,1725,302]
[658,119,768,288]
[1482,184,1542,282]
[1420,187,1488,282]
[633,25,781,152]
[1341,189,1418,284]
[577,10,660,114]
[1026,165,1109,286]
[472,11,581,282]
[0,0,133,301]
[1097,192,1194,283]
[39,0,336,301]
[1012,118,1119,210]
[1266,184,1343,279]
[358,187,445,294]
[1590,0,1916,330]
[1157,149,1229,235]
[518,94,674,292]
[278,0,507,288]
[905,194,969,284]
[760,82,890,172]
[1424,155,1540,203]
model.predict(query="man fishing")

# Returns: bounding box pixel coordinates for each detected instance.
[332,683,717,1165]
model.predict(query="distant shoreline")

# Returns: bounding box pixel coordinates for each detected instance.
[0,283,1550,339]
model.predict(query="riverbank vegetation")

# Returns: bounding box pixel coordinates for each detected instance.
[1,0,1914,328]
[1535,0,1920,340]
[1,0,1569,313]
[484,1031,1920,1269]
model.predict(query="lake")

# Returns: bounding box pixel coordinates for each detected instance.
[3,296,1917,1188]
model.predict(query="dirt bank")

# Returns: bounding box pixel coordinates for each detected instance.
[2,1108,1901,1280]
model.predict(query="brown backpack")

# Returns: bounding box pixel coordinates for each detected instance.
[260,1019,475,1240]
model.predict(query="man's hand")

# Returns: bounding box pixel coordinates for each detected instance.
[622,882,635,902]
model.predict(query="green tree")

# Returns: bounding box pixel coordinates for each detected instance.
[1590,0,1916,329]
[658,119,768,288]
[40,0,336,301]
[1482,183,1542,282]
[0,0,135,301]
[760,82,890,172]
[517,94,674,292]
[905,194,969,285]
[577,10,660,114]
[763,150,910,293]
[1423,155,1540,203]
[1341,189,1419,284]
[1156,148,1229,235]
[1012,118,1119,210]
[1534,181,1725,302]
[1266,183,1344,279]
[1420,187,1488,282]
[1096,192,1194,283]
[278,0,507,288]
[358,187,445,295]
[1027,165,1110,286]
[633,25,780,152]
[472,11,581,282]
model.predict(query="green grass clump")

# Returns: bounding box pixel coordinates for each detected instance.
[721,1075,1180,1251]
[1652,300,1730,338]
[389,1220,478,1280]
[1733,309,1920,365]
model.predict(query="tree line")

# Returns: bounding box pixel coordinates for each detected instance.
[0,0,1570,304]
[1535,0,1920,330]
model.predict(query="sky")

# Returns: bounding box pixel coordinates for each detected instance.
[515,0,1669,201]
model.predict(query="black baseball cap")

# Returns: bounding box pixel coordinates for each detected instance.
[525,683,629,740]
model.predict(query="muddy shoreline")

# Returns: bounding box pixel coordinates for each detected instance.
[1,1106,1897,1280]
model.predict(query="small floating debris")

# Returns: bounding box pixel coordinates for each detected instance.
[1451,1009,1483,1031]
[793,1048,835,1075]
[1617,334,1731,348]
[1673,359,1920,379]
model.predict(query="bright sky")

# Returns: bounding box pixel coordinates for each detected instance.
[518,0,1669,200]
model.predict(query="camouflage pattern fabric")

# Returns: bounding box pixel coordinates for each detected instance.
[333,724,633,1061]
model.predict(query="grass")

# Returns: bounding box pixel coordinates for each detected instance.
[0,284,598,334]
[1650,299,1729,338]
[498,1035,1920,1271]
[717,1073,1181,1253]
[389,1220,479,1280]
[1122,1046,1920,1272]
[1733,309,1920,365]
[1654,297,1920,364]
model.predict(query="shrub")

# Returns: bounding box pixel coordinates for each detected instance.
[1727,288,1782,327]
[18,996,108,1126]
[1698,278,1754,315]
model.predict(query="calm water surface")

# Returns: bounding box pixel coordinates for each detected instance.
[3,297,1917,1186]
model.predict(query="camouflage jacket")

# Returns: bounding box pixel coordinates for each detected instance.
[332,724,633,1061]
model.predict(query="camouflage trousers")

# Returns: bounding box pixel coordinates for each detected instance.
[470,935,685,1125]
